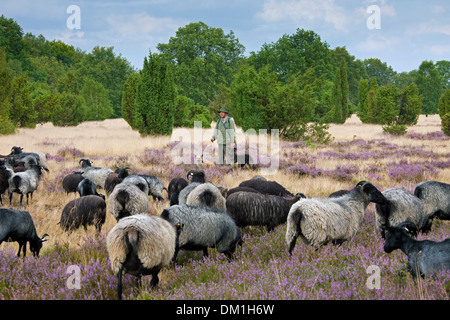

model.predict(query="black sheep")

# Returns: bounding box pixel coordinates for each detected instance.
[59,195,107,232]
[0,208,48,257]
[384,225,450,278]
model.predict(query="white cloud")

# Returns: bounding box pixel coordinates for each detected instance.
[256,0,349,31]
[356,34,399,52]
[106,12,180,39]
[417,19,450,36]
[429,44,450,56]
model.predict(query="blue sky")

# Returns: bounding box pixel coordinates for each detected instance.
[2,0,449,72]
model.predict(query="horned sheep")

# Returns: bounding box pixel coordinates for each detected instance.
[384,225,450,278]
[0,208,48,257]
[106,214,180,300]
[79,158,113,190]
[286,181,387,253]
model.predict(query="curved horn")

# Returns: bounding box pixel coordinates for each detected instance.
[186,170,195,180]
[40,234,49,242]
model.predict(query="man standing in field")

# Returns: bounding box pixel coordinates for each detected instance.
[211,107,236,166]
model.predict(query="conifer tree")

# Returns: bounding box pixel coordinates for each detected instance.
[135,52,176,136]
[439,89,450,135]
[0,48,15,134]
[121,73,140,129]
[331,59,349,124]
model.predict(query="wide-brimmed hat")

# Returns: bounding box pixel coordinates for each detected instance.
[218,107,228,113]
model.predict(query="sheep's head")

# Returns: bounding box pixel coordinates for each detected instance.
[187,170,206,183]
[356,181,387,205]
[79,158,92,167]
[383,226,411,253]
[31,234,49,257]
[10,146,23,155]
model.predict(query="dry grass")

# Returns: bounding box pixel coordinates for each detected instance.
[0,115,448,255]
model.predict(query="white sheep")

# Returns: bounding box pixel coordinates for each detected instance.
[106,214,179,300]
[79,158,113,189]
[286,181,387,252]
[186,182,226,211]
[108,176,149,221]
[8,164,43,204]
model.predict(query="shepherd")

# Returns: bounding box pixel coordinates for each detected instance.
[211,107,236,166]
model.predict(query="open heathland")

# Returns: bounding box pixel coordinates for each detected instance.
[0,115,449,300]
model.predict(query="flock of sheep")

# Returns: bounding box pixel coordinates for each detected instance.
[0,146,450,300]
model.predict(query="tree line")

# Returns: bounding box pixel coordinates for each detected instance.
[1,16,449,138]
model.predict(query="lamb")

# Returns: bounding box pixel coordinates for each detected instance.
[161,204,242,261]
[375,187,432,238]
[384,225,450,278]
[226,191,305,231]
[59,195,107,232]
[239,178,293,197]
[414,180,450,220]
[106,214,180,300]
[0,208,49,257]
[286,181,387,253]
[79,158,113,189]
[186,182,227,211]
[62,171,84,194]
[8,164,43,204]
[105,167,130,196]
[108,176,149,221]
[77,178,105,200]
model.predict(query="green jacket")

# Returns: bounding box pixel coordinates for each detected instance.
[213,116,236,144]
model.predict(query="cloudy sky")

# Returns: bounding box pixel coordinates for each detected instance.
[2,0,449,72]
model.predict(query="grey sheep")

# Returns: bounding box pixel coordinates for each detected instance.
[239,178,293,197]
[226,191,305,231]
[384,225,450,278]
[62,171,84,194]
[226,186,261,198]
[0,208,48,257]
[127,174,167,201]
[286,181,387,253]
[375,188,431,238]
[186,182,227,211]
[106,214,180,300]
[77,178,105,200]
[414,180,450,220]
[177,183,201,205]
[9,146,49,172]
[161,204,242,261]
[108,176,149,221]
[79,158,113,189]
[8,164,43,204]
[59,195,107,232]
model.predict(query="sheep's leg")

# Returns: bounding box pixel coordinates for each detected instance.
[117,266,123,300]
[17,242,23,257]
[172,248,179,262]
[9,192,13,204]
[202,247,208,257]
[150,271,159,288]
